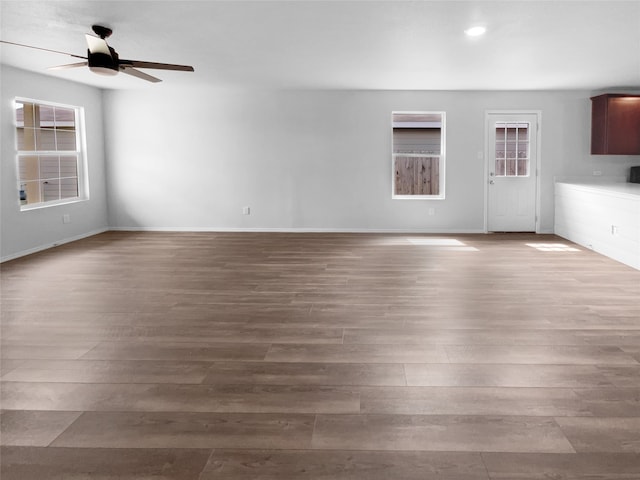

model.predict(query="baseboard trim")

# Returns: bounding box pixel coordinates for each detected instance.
[108,226,488,234]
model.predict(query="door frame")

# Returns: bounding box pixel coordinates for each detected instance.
[483,110,542,233]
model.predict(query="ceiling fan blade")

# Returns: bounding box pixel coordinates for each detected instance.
[49,61,89,70]
[120,66,162,83]
[85,34,111,57]
[120,59,194,72]
[0,40,86,60]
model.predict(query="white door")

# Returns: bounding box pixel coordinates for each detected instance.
[486,113,539,232]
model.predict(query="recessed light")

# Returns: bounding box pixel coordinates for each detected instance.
[465,26,486,37]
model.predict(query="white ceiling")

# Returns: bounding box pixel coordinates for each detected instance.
[1,0,639,91]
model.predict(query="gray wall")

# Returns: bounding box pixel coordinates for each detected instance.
[1,66,108,261]
[104,86,638,233]
[2,67,639,261]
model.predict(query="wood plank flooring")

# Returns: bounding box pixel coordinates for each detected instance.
[1,231,640,479]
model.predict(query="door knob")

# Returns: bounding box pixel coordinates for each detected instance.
[489,180,495,185]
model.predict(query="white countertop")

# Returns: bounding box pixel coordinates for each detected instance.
[556,180,640,200]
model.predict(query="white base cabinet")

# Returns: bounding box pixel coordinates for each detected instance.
[555,181,640,270]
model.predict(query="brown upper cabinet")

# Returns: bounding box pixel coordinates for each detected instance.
[591,94,640,155]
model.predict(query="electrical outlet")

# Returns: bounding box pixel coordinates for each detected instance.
[62,214,71,224]
[611,225,619,236]
[242,206,250,215]
[428,208,435,216]
[593,170,602,176]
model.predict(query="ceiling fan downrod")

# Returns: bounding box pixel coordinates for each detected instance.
[91,25,112,39]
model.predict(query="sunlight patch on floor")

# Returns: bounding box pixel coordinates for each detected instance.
[407,238,479,251]
[526,243,580,252]
[407,238,465,246]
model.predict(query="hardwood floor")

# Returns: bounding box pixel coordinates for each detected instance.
[1,231,639,479]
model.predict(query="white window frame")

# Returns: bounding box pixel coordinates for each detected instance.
[14,97,89,211]
[391,111,446,200]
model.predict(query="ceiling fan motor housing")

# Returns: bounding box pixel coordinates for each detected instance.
[87,46,119,75]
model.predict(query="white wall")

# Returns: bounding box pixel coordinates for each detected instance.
[1,66,108,261]
[104,87,639,233]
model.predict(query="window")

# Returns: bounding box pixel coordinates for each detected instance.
[392,111,445,199]
[494,122,529,177]
[15,99,86,209]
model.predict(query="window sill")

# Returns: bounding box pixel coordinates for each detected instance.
[20,197,88,211]
[392,195,446,200]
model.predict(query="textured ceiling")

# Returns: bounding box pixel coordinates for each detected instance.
[1,0,639,90]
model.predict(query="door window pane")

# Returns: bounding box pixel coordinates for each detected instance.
[495,122,529,177]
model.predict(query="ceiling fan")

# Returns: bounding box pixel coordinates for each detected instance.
[0,25,194,83]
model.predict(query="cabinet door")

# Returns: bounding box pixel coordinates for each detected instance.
[607,96,640,155]
[590,95,608,154]
[591,94,640,155]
